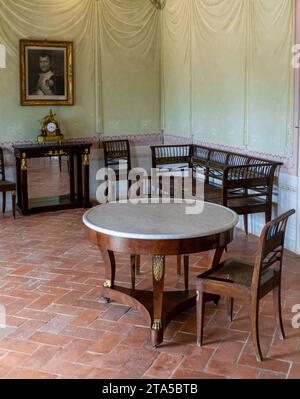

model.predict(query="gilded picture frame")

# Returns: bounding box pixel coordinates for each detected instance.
[20,39,74,106]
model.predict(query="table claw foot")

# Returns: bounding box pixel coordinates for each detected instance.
[103,279,112,303]
[151,319,163,347]
[103,279,112,288]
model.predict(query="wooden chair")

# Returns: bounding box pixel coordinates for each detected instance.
[151,145,192,281]
[103,139,134,200]
[0,147,16,219]
[103,139,131,179]
[102,140,141,275]
[196,209,295,361]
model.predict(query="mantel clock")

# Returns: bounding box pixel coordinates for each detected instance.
[37,109,64,144]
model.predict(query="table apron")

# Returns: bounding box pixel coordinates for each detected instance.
[86,227,234,256]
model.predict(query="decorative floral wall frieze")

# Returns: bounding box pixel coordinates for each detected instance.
[164,134,297,175]
[0,132,163,152]
[0,131,296,175]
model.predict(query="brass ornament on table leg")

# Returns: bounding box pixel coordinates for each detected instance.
[151,255,165,347]
[20,153,28,171]
[153,255,164,282]
[83,148,90,166]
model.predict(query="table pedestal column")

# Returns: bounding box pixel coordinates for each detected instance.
[20,153,28,212]
[151,255,165,347]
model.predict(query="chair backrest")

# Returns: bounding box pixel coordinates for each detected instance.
[151,145,192,168]
[0,147,5,181]
[102,140,131,171]
[252,209,295,291]
[192,145,210,162]
[227,153,250,166]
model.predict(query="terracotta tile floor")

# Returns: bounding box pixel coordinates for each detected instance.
[0,185,300,378]
[0,209,300,378]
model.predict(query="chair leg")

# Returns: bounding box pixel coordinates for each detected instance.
[265,210,271,224]
[273,284,285,340]
[183,255,189,290]
[250,300,263,361]
[2,191,6,214]
[243,214,248,235]
[130,255,136,290]
[59,156,62,172]
[227,297,234,322]
[136,255,141,275]
[177,255,181,275]
[11,191,16,219]
[196,289,205,346]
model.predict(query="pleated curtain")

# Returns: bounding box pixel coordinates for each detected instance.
[0,0,295,156]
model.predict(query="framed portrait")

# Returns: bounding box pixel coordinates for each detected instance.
[20,39,74,106]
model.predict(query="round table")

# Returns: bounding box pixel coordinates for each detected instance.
[83,200,239,346]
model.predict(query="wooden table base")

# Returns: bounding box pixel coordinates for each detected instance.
[99,247,225,347]
[101,284,196,347]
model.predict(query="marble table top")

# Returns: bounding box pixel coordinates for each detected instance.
[83,200,239,240]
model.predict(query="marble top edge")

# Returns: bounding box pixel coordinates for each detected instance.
[82,201,239,240]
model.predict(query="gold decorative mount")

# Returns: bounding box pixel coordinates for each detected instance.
[152,319,162,330]
[21,153,28,171]
[103,280,112,288]
[37,134,64,144]
[153,256,164,282]
[83,149,90,166]
[38,109,64,144]
[44,150,68,157]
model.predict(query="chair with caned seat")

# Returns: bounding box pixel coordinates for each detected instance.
[0,147,16,218]
[196,209,295,361]
[102,140,141,276]
[103,139,131,181]
[151,144,192,282]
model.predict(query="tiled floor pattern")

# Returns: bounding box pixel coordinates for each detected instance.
[0,207,299,379]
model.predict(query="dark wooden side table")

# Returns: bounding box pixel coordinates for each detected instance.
[14,143,92,215]
[83,200,239,347]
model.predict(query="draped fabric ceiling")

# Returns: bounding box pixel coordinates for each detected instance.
[0,0,295,156]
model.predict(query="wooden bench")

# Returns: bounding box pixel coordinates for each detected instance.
[151,144,283,234]
[151,144,282,278]
[151,144,192,170]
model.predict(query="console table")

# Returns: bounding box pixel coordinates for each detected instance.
[14,143,92,215]
[83,200,239,346]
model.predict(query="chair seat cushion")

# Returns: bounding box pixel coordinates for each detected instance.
[0,180,16,191]
[229,195,265,204]
[203,258,275,287]
[227,197,266,211]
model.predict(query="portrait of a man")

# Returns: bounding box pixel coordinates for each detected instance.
[30,53,64,96]
[20,40,73,106]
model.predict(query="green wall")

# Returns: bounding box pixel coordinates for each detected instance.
[0,0,161,142]
[161,0,294,156]
[0,0,295,157]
